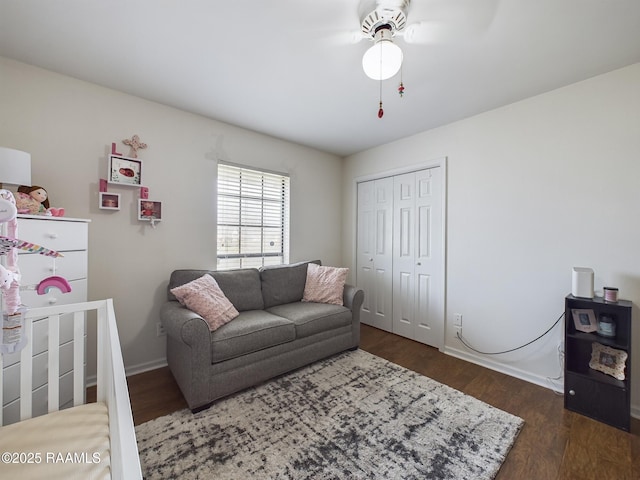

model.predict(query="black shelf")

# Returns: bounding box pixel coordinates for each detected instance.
[566,330,628,351]
[564,294,632,432]
[566,362,627,389]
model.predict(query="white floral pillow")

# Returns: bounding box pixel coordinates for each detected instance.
[170,274,239,331]
[302,263,349,306]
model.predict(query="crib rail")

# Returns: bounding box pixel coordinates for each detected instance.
[0,299,142,479]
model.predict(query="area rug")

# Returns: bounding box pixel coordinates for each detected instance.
[136,350,523,479]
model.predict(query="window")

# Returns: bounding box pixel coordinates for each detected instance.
[217,163,290,270]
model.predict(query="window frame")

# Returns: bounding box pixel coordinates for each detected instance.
[216,162,290,270]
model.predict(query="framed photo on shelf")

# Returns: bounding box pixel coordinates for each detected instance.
[571,308,597,333]
[99,192,121,210]
[138,199,162,222]
[108,154,142,186]
[589,342,627,380]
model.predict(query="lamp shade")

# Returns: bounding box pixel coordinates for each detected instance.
[362,28,403,80]
[0,147,31,186]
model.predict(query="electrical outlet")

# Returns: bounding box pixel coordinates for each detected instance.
[156,322,166,337]
[453,313,462,327]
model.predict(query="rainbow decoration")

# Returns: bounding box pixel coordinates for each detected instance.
[36,276,72,295]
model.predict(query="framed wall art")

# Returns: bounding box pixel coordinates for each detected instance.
[99,192,121,210]
[138,199,162,221]
[571,308,597,333]
[589,342,627,380]
[108,154,142,186]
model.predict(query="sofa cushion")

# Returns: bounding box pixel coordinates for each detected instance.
[170,274,239,331]
[302,263,349,306]
[266,302,352,339]
[210,310,295,363]
[260,260,321,309]
[167,268,264,312]
[210,269,264,311]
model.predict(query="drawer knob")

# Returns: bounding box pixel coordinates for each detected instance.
[48,233,58,239]
[569,389,575,396]
[48,297,58,305]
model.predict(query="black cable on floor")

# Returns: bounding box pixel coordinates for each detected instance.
[456,312,565,355]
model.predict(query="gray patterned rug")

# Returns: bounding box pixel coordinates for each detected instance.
[136,350,523,479]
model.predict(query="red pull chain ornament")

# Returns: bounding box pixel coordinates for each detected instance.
[378,101,384,118]
[398,82,405,97]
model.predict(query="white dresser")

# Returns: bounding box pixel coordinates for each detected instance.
[1,215,90,425]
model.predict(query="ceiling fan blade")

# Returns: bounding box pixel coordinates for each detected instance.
[401,0,500,45]
[401,21,456,45]
[326,29,367,46]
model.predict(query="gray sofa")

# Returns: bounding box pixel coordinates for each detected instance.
[160,261,364,412]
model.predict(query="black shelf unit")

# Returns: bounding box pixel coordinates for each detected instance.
[564,294,632,431]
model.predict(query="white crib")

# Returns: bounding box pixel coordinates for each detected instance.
[0,299,142,479]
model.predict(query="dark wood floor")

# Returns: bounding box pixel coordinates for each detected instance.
[120,325,640,480]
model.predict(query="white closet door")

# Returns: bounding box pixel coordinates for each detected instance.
[357,177,393,331]
[392,172,416,339]
[393,167,444,348]
[357,180,375,326]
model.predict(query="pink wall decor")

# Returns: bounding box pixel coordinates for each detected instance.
[140,186,149,199]
[99,178,108,193]
[111,142,122,156]
[122,134,147,158]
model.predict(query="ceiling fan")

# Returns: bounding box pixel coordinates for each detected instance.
[349,0,499,117]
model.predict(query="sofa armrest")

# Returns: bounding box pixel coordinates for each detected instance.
[343,283,363,348]
[160,301,213,410]
[160,301,210,346]
[342,283,364,321]
[343,283,364,313]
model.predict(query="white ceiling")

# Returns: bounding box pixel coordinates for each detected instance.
[1,0,639,157]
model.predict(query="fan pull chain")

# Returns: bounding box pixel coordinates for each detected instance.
[378,80,384,118]
[377,40,384,118]
[398,65,405,98]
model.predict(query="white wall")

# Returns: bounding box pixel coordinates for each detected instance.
[342,63,640,414]
[0,56,343,375]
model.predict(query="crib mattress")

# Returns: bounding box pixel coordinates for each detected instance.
[0,401,111,479]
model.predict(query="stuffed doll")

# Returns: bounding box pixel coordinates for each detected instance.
[0,263,20,315]
[16,185,64,216]
[0,264,17,291]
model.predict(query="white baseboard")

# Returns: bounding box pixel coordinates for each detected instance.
[125,358,168,378]
[86,358,168,387]
[443,346,639,420]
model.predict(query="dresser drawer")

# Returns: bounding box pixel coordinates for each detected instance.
[18,250,87,285]
[1,370,78,426]
[20,278,87,312]
[1,341,77,406]
[17,218,88,252]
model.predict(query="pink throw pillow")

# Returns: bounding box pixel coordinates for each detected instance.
[170,274,239,331]
[302,263,349,306]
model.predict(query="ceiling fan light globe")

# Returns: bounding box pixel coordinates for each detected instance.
[362,40,403,80]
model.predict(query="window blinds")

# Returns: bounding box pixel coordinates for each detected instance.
[217,163,290,269]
